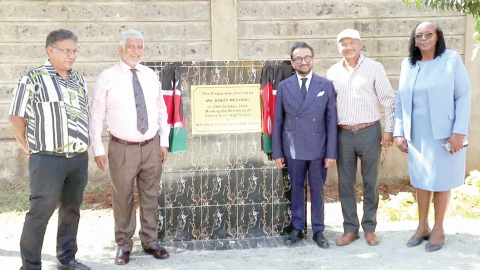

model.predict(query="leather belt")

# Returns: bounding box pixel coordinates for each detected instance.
[35,151,86,158]
[111,134,154,146]
[339,120,379,131]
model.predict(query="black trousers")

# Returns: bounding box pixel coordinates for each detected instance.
[20,152,88,270]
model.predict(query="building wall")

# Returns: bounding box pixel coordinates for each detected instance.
[0,0,212,182]
[235,0,474,183]
[1,0,478,184]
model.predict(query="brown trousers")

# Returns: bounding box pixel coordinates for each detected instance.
[108,135,163,251]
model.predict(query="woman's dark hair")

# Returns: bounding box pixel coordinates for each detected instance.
[408,22,446,66]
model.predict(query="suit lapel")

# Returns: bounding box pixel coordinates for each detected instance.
[287,75,304,108]
[299,74,323,112]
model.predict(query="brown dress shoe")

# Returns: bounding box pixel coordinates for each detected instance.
[336,232,360,246]
[143,243,169,260]
[365,231,380,246]
[115,249,130,265]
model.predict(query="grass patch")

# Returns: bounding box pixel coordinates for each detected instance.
[0,181,30,213]
[82,181,113,210]
[3,170,479,220]
[379,170,480,221]
[0,180,114,213]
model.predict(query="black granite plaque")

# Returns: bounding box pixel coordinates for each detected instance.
[145,61,295,246]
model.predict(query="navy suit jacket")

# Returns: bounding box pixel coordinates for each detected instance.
[272,73,337,161]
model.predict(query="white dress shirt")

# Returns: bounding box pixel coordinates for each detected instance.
[296,70,313,91]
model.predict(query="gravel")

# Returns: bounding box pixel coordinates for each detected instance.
[1,203,479,270]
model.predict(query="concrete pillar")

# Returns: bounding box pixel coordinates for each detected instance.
[211,0,238,60]
[464,16,480,172]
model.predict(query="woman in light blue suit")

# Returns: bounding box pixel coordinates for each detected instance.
[394,22,471,252]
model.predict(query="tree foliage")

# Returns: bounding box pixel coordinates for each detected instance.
[403,0,480,59]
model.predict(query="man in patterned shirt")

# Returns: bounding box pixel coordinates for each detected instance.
[9,29,90,270]
[327,29,395,247]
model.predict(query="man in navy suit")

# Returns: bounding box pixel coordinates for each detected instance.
[272,42,337,248]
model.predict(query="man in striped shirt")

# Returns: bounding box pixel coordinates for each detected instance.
[9,29,90,270]
[327,29,395,247]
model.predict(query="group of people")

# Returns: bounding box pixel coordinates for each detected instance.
[9,29,169,270]
[8,21,471,270]
[272,22,471,252]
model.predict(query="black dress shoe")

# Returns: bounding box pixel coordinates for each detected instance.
[285,229,304,245]
[313,232,329,249]
[143,243,169,259]
[57,260,91,270]
[425,239,444,252]
[406,233,430,247]
[115,249,131,265]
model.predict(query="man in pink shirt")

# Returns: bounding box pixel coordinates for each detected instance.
[89,29,170,265]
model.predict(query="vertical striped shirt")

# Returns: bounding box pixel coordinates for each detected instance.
[8,60,90,154]
[326,54,395,132]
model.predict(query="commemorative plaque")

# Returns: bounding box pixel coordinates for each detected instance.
[191,84,261,134]
[146,60,294,245]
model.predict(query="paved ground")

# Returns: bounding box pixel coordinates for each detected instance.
[1,203,479,270]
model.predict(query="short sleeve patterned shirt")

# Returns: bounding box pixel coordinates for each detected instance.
[8,60,90,154]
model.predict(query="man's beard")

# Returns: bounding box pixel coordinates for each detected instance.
[296,67,311,75]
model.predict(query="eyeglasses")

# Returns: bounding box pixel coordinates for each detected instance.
[292,56,313,64]
[338,40,360,48]
[52,46,79,56]
[414,32,435,41]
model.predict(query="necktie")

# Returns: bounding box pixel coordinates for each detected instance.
[300,77,308,100]
[131,69,148,134]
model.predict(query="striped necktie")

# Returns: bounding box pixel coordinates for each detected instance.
[300,77,307,100]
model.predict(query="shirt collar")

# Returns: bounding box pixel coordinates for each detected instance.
[43,60,75,77]
[341,53,365,70]
[119,60,140,73]
[296,70,313,82]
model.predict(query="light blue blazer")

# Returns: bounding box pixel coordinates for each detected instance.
[393,49,471,141]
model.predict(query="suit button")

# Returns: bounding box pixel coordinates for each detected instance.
[313,133,315,135]
[295,117,298,119]
[313,118,315,121]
